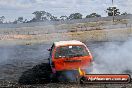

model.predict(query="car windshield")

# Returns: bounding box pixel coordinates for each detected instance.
[55,45,89,58]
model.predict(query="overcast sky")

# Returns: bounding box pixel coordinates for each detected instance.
[0,0,131,21]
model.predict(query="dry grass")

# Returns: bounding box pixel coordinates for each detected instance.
[0,20,131,45]
[0,28,131,46]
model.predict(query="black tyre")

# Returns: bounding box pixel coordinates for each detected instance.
[18,63,52,85]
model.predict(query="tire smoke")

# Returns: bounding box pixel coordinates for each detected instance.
[91,39,132,74]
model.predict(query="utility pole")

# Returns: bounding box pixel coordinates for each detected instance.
[112,8,115,22]
[112,0,114,22]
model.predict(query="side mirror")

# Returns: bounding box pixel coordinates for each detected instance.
[47,48,51,51]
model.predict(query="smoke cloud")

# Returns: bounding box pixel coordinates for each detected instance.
[91,39,132,75]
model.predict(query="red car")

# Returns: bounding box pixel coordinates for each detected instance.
[48,40,93,82]
[50,40,93,71]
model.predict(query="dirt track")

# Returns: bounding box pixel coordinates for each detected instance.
[1,83,132,88]
[0,41,132,87]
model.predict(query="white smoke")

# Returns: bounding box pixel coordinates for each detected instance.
[91,39,132,74]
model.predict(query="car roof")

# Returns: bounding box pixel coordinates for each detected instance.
[54,40,85,47]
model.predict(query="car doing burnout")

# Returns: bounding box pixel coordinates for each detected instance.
[18,40,93,84]
[48,40,93,82]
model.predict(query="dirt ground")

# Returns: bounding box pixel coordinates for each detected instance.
[1,83,132,88]
[0,41,132,88]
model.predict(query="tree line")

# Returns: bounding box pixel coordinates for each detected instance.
[0,6,130,24]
